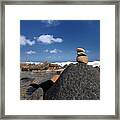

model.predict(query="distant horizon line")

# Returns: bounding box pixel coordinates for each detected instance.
[20,60,100,63]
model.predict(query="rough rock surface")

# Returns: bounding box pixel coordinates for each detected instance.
[20,71,57,100]
[27,87,43,100]
[45,63,100,100]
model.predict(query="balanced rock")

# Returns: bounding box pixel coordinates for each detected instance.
[76,48,85,52]
[76,48,88,64]
[77,51,87,56]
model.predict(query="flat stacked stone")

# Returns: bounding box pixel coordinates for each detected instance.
[76,48,88,64]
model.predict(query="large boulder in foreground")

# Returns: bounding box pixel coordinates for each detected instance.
[45,63,100,100]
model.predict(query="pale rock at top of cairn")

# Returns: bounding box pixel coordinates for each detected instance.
[76,48,88,64]
[76,48,85,52]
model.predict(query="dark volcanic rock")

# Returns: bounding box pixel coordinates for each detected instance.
[27,80,54,99]
[45,63,100,100]
[28,87,43,100]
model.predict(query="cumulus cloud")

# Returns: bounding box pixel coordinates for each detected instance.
[20,35,35,46]
[37,35,63,44]
[33,37,37,39]
[50,49,62,54]
[43,49,62,54]
[26,50,36,55]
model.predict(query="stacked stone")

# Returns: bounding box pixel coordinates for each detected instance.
[76,48,88,64]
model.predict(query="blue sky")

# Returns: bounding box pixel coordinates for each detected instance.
[20,20,100,62]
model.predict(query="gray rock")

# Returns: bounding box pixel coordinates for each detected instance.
[45,63,100,100]
[28,87,43,100]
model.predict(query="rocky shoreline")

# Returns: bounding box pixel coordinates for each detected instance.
[20,63,100,100]
[20,48,100,100]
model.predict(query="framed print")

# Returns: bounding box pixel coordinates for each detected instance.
[0,0,120,119]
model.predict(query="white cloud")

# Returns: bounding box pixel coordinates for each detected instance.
[20,35,35,46]
[26,50,36,55]
[37,35,63,44]
[50,49,62,54]
[43,49,62,54]
[41,20,59,27]
[47,20,54,25]
[33,37,37,39]
[26,40,35,46]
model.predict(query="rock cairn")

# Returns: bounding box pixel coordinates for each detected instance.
[76,48,88,64]
[44,47,100,100]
